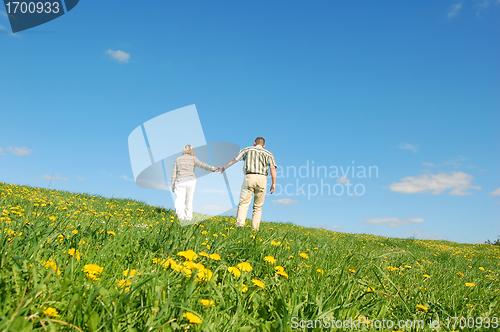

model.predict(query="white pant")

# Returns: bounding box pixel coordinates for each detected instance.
[174,179,197,220]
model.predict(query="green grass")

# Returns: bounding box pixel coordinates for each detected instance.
[0,182,499,331]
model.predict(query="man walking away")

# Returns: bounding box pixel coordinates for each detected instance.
[220,137,277,231]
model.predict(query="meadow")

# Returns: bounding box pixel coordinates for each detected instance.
[0,182,499,331]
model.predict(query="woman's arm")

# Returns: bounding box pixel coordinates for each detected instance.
[171,160,177,191]
[194,157,216,172]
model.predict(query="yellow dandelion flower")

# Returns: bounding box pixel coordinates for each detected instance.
[479,267,485,271]
[71,229,78,234]
[276,270,288,279]
[199,252,209,257]
[416,304,428,312]
[200,299,215,307]
[300,253,308,259]
[117,279,132,288]
[289,255,294,259]
[456,272,464,277]
[237,262,253,272]
[195,269,213,282]
[316,269,324,274]
[235,283,248,292]
[228,266,241,277]
[177,250,198,261]
[209,253,221,261]
[83,264,103,274]
[348,268,356,273]
[252,279,265,289]
[465,282,475,287]
[123,269,137,277]
[201,230,208,235]
[183,312,202,324]
[264,256,276,264]
[43,307,59,317]
[107,231,116,236]
[275,265,285,272]
[423,274,431,278]
[66,248,80,261]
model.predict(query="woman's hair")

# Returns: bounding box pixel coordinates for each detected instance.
[182,145,195,156]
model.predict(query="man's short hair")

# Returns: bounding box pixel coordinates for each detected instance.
[182,144,195,156]
[255,137,265,146]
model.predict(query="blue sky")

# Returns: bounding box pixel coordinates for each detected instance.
[1,0,498,244]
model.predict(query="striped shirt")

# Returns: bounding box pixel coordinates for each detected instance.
[234,145,277,176]
[171,154,215,185]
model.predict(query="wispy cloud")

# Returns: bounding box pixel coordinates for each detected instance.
[389,171,480,195]
[448,3,462,18]
[76,176,85,181]
[42,174,69,181]
[490,187,500,196]
[106,49,130,63]
[273,198,298,205]
[292,215,300,218]
[365,218,424,227]
[421,156,465,169]
[7,146,33,156]
[337,176,349,184]
[0,147,5,156]
[404,229,424,234]
[399,143,418,153]
[121,175,134,182]
[312,224,343,230]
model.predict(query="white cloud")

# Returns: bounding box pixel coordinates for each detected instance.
[121,175,134,182]
[42,174,68,181]
[106,49,130,63]
[422,156,465,169]
[399,143,418,153]
[292,215,300,218]
[0,147,5,156]
[7,146,32,156]
[337,176,349,184]
[490,187,500,196]
[448,3,462,18]
[273,198,298,205]
[365,218,424,227]
[389,171,481,195]
[76,176,85,181]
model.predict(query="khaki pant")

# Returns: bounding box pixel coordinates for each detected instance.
[236,174,267,230]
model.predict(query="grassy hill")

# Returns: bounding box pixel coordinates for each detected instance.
[0,182,499,331]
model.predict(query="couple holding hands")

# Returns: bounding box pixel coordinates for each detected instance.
[171,137,277,231]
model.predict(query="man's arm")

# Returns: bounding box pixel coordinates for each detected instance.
[220,158,237,174]
[269,165,277,194]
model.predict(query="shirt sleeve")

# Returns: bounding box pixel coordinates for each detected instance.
[171,160,177,187]
[234,148,247,162]
[194,157,215,172]
[268,154,277,168]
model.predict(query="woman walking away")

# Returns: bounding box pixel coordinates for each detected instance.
[171,145,219,221]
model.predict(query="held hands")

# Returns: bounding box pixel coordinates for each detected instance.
[214,167,223,173]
